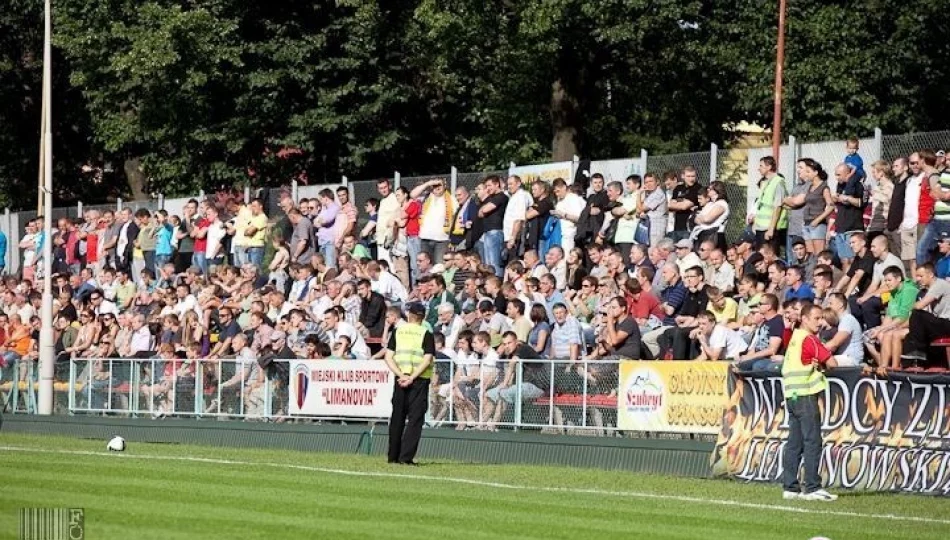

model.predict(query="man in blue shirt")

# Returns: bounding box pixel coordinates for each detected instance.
[0,228,6,275]
[784,265,815,302]
[936,233,950,279]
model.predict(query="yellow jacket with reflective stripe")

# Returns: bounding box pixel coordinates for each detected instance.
[781,328,827,399]
[754,174,789,231]
[393,322,432,379]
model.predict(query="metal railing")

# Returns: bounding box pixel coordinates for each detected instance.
[5,357,623,434]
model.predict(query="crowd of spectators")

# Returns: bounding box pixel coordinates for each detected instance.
[2,138,950,423]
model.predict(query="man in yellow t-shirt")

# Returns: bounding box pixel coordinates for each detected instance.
[244,199,269,267]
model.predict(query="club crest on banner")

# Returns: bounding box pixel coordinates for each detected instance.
[294,363,310,410]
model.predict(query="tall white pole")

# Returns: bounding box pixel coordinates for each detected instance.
[38,0,55,415]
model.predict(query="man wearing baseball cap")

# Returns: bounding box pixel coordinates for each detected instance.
[384,302,435,465]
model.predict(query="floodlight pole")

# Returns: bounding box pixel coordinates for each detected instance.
[38,0,55,415]
[771,0,787,167]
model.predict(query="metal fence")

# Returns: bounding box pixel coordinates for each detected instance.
[1,357,628,435]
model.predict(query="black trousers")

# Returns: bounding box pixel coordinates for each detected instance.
[388,377,430,464]
[848,295,883,330]
[659,326,697,360]
[904,310,950,354]
[755,229,787,259]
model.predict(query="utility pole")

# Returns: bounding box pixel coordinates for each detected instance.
[772,0,787,167]
[38,0,55,415]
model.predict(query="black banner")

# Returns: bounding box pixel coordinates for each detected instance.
[711,367,950,495]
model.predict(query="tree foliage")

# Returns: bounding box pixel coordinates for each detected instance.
[0,0,948,210]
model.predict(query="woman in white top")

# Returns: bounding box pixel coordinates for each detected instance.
[448,331,480,430]
[690,181,730,251]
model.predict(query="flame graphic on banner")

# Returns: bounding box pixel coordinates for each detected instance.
[294,364,310,410]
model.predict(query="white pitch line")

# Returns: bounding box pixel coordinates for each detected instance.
[1,445,948,527]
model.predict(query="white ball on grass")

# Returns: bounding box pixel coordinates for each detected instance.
[107,436,126,452]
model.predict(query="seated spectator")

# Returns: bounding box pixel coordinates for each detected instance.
[866,266,918,369]
[820,297,863,367]
[691,311,748,361]
[735,294,784,371]
[485,331,550,427]
[784,265,815,302]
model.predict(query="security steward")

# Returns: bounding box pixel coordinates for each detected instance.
[384,302,435,465]
[781,304,838,501]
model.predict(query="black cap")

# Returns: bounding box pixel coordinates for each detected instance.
[939,232,950,242]
[406,302,426,316]
[738,230,757,245]
[791,236,806,248]
[478,299,495,312]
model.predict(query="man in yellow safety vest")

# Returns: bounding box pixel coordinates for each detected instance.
[781,303,839,501]
[384,302,435,465]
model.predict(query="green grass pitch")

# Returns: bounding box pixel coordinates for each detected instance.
[1,432,948,539]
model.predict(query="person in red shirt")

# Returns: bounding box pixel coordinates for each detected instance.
[396,187,423,286]
[624,278,664,329]
[192,202,211,276]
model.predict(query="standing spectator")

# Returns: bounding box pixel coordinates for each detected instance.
[191,202,211,276]
[449,186,475,251]
[314,189,340,269]
[575,173,608,250]
[901,153,925,274]
[551,178,584,255]
[691,181,730,251]
[919,149,950,265]
[288,208,315,266]
[830,163,865,271]
[525,181,554,257]
[476,175,508,277]
[227,198,252,266]
[360,197,379,259]
[781,168,809,259]
[668,166,702,242]
[204,205,227,271]
[154,210,175,274]
[636,173,669,250]
[412,178,455,264]
[175,199,198,273]
[887,157,912,267]
[134,210,157,279]
[866,160,895,248]
[503,175,533,263]
[242,199,268,268]
[752,156,788,256]
[336,186,357,240]
[794,159,833,256]
[0,227,6,275]
[116,208,138,275]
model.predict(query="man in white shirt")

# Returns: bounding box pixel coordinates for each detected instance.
[692,311,747,360]
[503,175,534,256]
[375,178,400,264]
[551,178,585,254]
[367,260,408,304]
[902,152,923,273]
[173,283,200,319]
[852,235,904,329]
[204,206,227,266]
[411,178,455,264]
[543,246,568,290]
[129,314,154,356]
[707,249,736,294]
[323,306,370,358]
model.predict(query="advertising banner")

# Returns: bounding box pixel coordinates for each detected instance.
[617,361,729,434]
[590,159,644,184]
[711,368,950,495]
[508,161,573,184]
[289,360,393,418]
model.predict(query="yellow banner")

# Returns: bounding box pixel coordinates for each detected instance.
[617,361,729,434]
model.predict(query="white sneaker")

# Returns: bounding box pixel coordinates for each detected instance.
[782,490,801,500]
[802,489,838,501]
